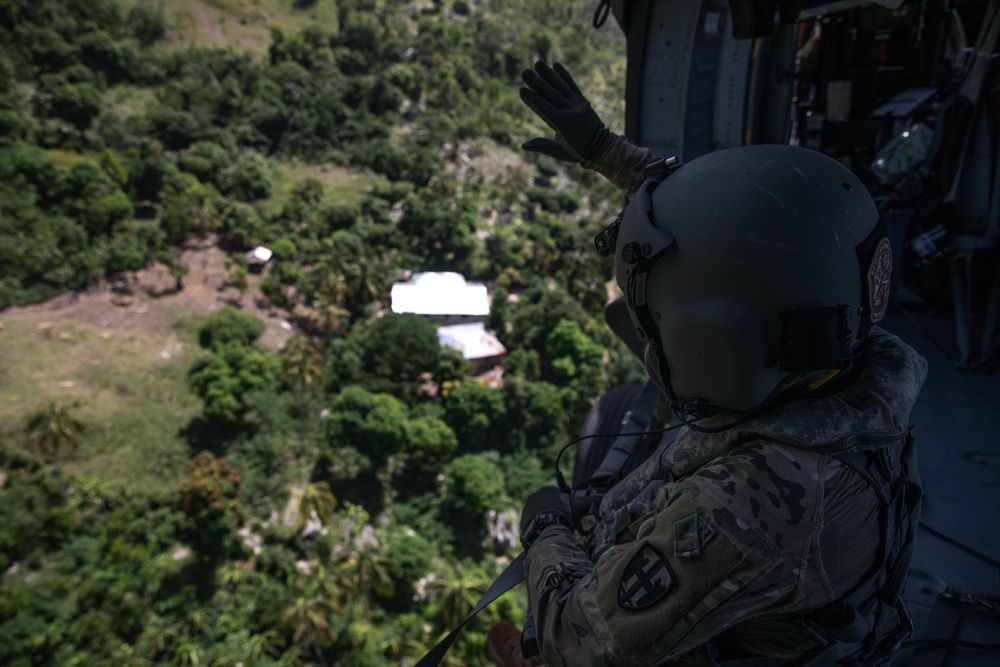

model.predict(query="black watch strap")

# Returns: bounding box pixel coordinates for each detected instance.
[521,512,572,549]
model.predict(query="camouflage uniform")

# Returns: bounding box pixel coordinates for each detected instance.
[523,327,927,665]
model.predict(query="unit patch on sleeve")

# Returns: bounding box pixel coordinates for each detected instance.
[674,512,715,558]
[618,541,675,610]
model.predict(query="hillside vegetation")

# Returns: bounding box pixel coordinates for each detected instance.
[0,1,640,665]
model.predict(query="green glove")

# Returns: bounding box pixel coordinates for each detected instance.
[519,61,612,164]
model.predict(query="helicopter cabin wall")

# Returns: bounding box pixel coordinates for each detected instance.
[619,0,794,163]
[799,0,955,169]
[618,0,975,169]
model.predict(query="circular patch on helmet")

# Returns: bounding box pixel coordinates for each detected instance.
[868,237,892,323]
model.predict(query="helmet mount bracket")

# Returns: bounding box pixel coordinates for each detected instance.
[594,157,681,258]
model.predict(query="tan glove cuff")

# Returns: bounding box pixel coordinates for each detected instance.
[583,132,654,195]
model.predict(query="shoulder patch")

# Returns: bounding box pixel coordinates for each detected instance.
[867,237,892,323]
[618,541,675,610]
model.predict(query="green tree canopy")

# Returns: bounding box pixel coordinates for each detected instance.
[360,313,441,385]
[545,318,607,402]
[446,454,504,515]
[198,306,266,350]
[442,380,508,454]
[188,341,280,423]
[504,284,588,352]
[404,416,458,468]
[216,150,272,202]
[326,386,409,467]
[328,313,442,394]
[220,202,265,249]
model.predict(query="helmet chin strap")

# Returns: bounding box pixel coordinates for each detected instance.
[643,339,749,432]
[668,395,760,434]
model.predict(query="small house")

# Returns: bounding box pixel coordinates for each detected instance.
[437,322,507,374]
[390,272,490,326]
[245,246,273,273]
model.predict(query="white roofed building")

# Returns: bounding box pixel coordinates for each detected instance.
[391,272,506,373]
[437,322,507,372]
[245,246,273,272]
[390,272,490,326]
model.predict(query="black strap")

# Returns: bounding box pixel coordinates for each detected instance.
[414,552,526,667]
[581,380,662,490]
[592,0,611,28]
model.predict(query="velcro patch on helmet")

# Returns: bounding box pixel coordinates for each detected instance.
[868,237,892,323]
[618,542,675,610]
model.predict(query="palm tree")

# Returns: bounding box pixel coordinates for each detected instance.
[305,260,350,335]
[277,573,341,667]
[316,299,350,337]
[310,256,346,303]
[336,542,394,615]
[426,565,489,634]
[220,562,267,591]
[279,335,324,456]
[294,480,338,534]
[245,630,281,663]
[172,633,205,667]
[137,616,182,664]
[403,638,466,667]
[280,335,324,396]
[335,251,394,319]
[25,401,85,498]
[302,551,343,604]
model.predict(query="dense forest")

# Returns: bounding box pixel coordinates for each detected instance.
[0,0,646,665]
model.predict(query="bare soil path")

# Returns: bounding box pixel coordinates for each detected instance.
[1,234,296,350]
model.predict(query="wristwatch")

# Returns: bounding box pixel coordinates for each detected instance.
[520,512,572,549]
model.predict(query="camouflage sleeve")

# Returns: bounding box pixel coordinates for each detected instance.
[524,444,828,665]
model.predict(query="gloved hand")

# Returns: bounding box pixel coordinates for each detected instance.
[519,486,605,543]
[519,486,572,537]
[519,61,612,164]
[567,492,604,525]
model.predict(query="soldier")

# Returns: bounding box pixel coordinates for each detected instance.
[490,80,928,665]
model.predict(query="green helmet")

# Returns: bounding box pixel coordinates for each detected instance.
[607,145,891,416]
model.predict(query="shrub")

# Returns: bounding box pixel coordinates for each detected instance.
[127,2,166,45]
[446,454,504,515]
[147,106,201,150]
[217,150,272,201]
[49,82,102,130]
[198,306,266,350]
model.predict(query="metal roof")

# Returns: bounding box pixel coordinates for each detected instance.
[436,322,506,360]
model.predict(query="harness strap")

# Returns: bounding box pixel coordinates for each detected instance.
[414,552,526,667]
[583,380,662,490]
